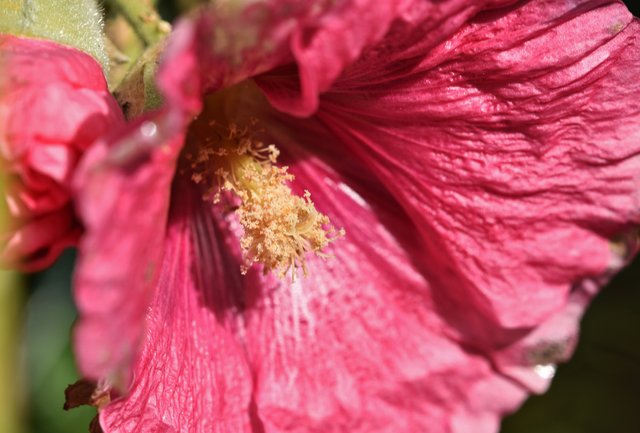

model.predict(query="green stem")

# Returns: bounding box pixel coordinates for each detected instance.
[0,272,24,433]
[0,176,25,433]
[109,0,169,47]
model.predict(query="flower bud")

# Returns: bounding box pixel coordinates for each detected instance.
[0,35,123,271]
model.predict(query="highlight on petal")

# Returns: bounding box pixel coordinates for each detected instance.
[0,34,123,271]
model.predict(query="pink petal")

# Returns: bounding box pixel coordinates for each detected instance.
[0,35,122,160]
[95,84,521,433]
[99,184,254,433]
[74,1,640,432]
[73,118,184,384]
[5,173,68,216]
[0,35,124,271]
[5,84,122,159]
[26,143,78,183]
[492,230,638,393]
[260,1,640,339]
[163,0,508,115]
[258,0,515,116]
[0,205,80,271]
[76,0,470,388]
[246,132,528,433]
[266,0,409,115]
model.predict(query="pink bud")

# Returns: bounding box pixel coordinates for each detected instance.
[0,35,124,271]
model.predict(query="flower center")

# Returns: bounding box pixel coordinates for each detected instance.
[188,117,343,278]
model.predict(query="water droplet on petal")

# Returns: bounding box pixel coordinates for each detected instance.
[533,363,557,380]
[140,121,157,138]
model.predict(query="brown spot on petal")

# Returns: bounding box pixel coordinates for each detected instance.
[64,379,111,433]
[527,338,574,366]
[64,379,97,410]
[609,21,625,35]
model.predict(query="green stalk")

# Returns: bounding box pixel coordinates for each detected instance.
[0,271,24,433]
[108,0,170,47]
[0,171,24,433]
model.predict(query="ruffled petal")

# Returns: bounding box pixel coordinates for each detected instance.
[492,229,639,393]
[244,128,529,433]
[0,205,80,270]
[98,81,538,432]
[75,1,640,431]
[162,0,516,116]
[99,184,254,433]
[257,0,516,115]
[0,35,122,170]
[91,73,531,431]
[79,0,476,385]
[98,136,528,432]
[259,1,640,343]
[73,118,184,384]
[0,34,123,271]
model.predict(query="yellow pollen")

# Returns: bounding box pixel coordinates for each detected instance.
[189,120,343,278]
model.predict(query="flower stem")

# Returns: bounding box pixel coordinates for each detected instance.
[0,175,25,433]
[0,271,24,433]
[108,0,170,47]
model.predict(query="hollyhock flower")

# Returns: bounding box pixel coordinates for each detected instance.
[0,34,123,271]
[73,0,640,432]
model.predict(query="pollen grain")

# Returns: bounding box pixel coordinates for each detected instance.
[189,120,343,278]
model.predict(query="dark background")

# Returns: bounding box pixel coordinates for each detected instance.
[15,1,640,433]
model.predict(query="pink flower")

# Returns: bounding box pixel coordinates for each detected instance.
[73,1,640,432]
[0,35,124,271]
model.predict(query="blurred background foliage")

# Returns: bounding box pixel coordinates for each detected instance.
[1,1,639,433]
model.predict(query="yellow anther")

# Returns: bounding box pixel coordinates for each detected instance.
[189,120,343,278]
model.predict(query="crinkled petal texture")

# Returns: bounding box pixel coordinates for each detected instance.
[73,1,640,433]
[0,35,123,271]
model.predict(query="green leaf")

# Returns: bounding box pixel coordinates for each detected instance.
[0,0,108,70]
